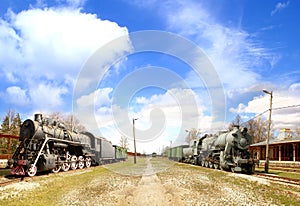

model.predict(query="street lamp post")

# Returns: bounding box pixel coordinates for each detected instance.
[133,118,138,164]
[263,89,273,173]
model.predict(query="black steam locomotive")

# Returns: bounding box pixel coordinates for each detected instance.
[168,126,258,174]
[8,114,127,176]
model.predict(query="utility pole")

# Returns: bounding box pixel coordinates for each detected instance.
[133,118,138,164]
[263,89,273,173]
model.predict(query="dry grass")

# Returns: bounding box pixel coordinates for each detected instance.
[1,158,300,205]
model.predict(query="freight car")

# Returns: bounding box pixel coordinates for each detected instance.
[7,114,127,176]
[169,126,258,174]
[167,145,189,162]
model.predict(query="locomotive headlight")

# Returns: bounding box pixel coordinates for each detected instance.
[239,138,247,147]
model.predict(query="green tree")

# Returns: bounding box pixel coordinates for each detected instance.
[0,110,22,154]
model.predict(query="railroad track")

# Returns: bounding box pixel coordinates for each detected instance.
[0,175,29,187]
[269,166,300,173]
[0,166,95,187]
[254,173,300,186]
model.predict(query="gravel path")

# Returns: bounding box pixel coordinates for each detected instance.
[1,158,300,206]
[113,158,183,206]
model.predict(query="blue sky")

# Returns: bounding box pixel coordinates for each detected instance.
[0,0,299,153]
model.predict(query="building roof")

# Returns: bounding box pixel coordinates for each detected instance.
[250,128,300,147]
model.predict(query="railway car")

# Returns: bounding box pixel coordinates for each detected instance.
[114,145,128,161]
[95,137,115,164]
[168,145,189,162]
[7,114,128,176]
[81,132,128,164]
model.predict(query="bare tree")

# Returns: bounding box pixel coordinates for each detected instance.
[161,146,170,156]
[119,136,129,149]
[294,128,300,138]
[63,114,86,132]
[47,112,86,132]
[245,116,270,144]
[185,128,200,143]
[228,115,242,131]
[47,111,63,122]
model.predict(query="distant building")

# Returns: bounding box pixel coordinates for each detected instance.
[249,128,300,167]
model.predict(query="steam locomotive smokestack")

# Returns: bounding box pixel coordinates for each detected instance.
[34,114,43,123]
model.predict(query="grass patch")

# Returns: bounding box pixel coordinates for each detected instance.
[0,166,109,206]
[255,168,300,180]
[0,168,10,177]
[103,156,148,176]
[158,162,300,205]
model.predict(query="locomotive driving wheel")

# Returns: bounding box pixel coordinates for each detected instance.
[78,156,85,169]
[52,164,61,173]
[201,160,205,167]
[70,155,78,170]
[27,165,37,177]
[62,162,70,172]
[213,157,220,169]
[52,157,62,173]
[62,152,71,172]
[213,163,219,169]
[85,157,92,168]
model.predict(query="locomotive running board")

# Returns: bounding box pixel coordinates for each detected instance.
[31,136,84,169]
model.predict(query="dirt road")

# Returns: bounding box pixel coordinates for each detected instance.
[1,157,300,206]
[114,158,183,205]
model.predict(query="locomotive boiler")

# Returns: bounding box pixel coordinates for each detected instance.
[8,114,93,176]
[179,126,257,173]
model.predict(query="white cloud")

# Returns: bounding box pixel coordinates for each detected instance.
[131,0,292,131]
[5,86,29,106]
[29,83,68,109]
[230,88,300,130]
[9,8,128,80]
[271,1,290,16]
[136,96,148,104]
[74,87,222,153]
[131,0,277,96]
[77,88,113,108]
[229,103,246,114]
[289,83,300,92]
[0,6,130,111]
[65,0,87,8]
[165,1,272,92]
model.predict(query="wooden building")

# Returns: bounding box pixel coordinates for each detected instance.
[249,128,300,168]
[0,134,19,168]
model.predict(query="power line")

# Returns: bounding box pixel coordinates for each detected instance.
[241,104,300,125]
[272,104,300,111]
[241,109,269,125]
